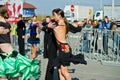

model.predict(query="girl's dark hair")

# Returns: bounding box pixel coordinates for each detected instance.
[52,8,69,33]
[52,8,65,18]
[0,5,9,19]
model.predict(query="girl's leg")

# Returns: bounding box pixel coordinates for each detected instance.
[60,65,71,80]
[0,77,8,80]
[58,68,65,80]
[31,44,37,59]
[10,77,19,80]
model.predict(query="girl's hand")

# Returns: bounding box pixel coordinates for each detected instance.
[36,34,39,38]
[22,36,25,38]
[48,22,56,28]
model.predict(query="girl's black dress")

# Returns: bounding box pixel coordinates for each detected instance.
[27,22,40,44]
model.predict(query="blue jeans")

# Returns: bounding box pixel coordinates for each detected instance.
[103,34,108,54]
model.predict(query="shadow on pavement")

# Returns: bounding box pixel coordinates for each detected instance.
[68,69,75,73]
[72,78,79,80]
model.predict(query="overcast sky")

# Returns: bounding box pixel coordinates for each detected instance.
[25,0,120,15]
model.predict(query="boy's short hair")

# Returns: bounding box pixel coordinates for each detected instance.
[104,16,108,19]
[18,14,22,18]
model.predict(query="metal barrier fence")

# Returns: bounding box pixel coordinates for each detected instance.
[11,29,120,66]
[67,29,120,66]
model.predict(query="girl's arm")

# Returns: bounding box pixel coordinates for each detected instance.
[36,23,41,38]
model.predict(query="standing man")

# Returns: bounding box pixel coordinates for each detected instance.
[42,16,57,80]
[16,14,26,55]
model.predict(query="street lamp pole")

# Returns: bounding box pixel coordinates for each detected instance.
[100,0,102,10]
[112,0,114,19]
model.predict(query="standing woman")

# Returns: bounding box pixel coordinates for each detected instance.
[49,8,72,80]
[49,8,87,80]
[28,15,40,59]
[93,20,99,52]
[0,5,40,80]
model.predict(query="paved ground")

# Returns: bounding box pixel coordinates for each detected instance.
[18,51,120,80]
[14,31,120,80]
[36,54,120,80]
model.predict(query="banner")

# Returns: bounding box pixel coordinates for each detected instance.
[4,0,23,23]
